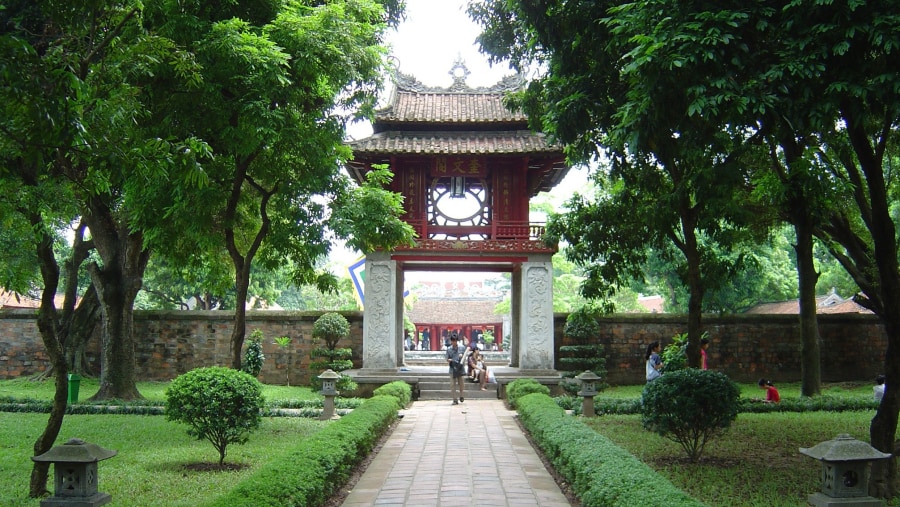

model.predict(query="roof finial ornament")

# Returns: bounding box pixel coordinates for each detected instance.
[448,54,471,91]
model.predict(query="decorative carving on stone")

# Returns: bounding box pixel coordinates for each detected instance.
[520,264,553,369]
[364,264,393,366]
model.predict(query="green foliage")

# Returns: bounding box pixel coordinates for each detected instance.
[641,369,741,462]
[506,378,550,409]
[313,312,351,350]
[165,367,265,465]
[660,332,689,373]
[516,393,706,507]
[241,329,266,377]
[563,305,601,344]
[309,346,357,393]
[372,381,413,409]
[208,395,400,507]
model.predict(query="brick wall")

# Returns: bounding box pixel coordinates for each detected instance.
[0,309,887,386]
[554,312,887,385]
[0,309,364,386]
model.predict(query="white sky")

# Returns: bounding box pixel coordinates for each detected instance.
[334,0,590,280]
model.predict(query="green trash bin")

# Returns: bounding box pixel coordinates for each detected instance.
[67,373,81,404]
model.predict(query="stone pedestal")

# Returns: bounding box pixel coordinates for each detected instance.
[807,492,882,507]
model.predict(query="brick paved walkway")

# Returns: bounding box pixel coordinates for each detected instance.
[340,399,571,507]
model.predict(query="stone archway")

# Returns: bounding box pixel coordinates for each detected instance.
[359,251,555,373]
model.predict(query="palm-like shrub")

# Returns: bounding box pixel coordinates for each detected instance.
[241,329,265,377]
[165,367,264,465]
[641,368,740,462]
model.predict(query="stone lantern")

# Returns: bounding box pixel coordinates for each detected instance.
[318,369,341,420]
[800,433,891,507]
[31,438,117,507]
[575,370,602,417]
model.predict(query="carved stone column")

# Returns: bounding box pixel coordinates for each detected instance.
[361,252,400,370]
[516,258,555,371]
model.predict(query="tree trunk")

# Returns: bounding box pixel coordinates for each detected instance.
[230,265,249,369]
[870,315,900,497]
[83,198,149,401]
[681,215,704,368]
[794,217,821,397]
[29,223,69,498]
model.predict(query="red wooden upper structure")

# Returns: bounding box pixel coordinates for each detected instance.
[346,61,570,271]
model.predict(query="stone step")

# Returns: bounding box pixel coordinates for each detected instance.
[417,381,499,400]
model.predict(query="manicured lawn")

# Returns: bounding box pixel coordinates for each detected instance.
[0,412,328,507]
[590,381,893,506]
[0,377,320,404]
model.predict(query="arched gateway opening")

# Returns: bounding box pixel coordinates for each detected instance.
[344,61,570,387]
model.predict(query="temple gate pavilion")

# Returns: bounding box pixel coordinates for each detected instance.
[345,60,570,376]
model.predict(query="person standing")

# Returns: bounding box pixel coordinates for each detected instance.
[645,341,664,382]
[874,374,886,402]
[446,333,467,405]
[700,337,710,370]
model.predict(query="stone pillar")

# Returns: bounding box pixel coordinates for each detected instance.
[516,258,555,371]
[509,265,521,367]
[362,252,400,370]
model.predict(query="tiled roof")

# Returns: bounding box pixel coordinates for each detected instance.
[376,90,527,124]
[743,292,872,314]
[407,298,503,325]
[347,130,558,155]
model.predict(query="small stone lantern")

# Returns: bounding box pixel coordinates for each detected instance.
[575,370,602,417]
[31,438,117,507]
[318,369,341,420]
[800,434,891,507]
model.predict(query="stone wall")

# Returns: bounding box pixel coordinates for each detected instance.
[0,309,887,385]
[554,313,887,385]
[0,309,364,386]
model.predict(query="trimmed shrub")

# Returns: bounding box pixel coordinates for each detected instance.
[641,368,740,462]
[517,393,706,507]
[506,378,550,409]
[312,312,351,350]
[165,367,265,465]
[310,313,356,393]
[208,395,400,507]
[373,381,412,409]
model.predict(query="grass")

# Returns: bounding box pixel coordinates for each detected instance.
[0,379,887,506]
[0,412,329,507]
[0,377,320,404]
[587,381,893,507]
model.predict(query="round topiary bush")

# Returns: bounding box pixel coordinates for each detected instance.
[165,367,265,465]
[313,312,351,350]
[641,368,740,462]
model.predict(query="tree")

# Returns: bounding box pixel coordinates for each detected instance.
[165,367,264,466]
[141,0,414,370]
[471,0,766,371]
[641,369,741,463]
[0,0,203,494]
[474,0,900,492]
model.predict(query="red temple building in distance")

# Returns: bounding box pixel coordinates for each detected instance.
[345,59,570,372]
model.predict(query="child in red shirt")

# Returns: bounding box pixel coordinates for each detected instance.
[758,378,780,403]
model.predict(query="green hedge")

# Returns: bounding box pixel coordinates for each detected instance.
[506,378,550,409]
[207,394,400,507]
[516,392,706,507]
[372,381,412,409]
[554,394,879,416]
